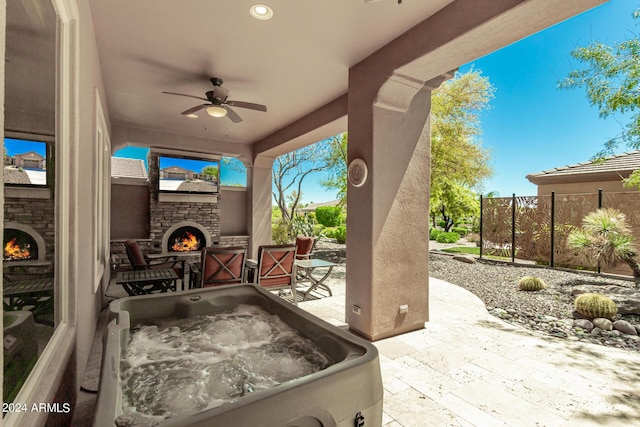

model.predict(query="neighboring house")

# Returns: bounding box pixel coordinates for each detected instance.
[300,199,341,213]
[526,150,640,195]
[13,151,46,169]
[160,166,194,180]
[111,157,148,183]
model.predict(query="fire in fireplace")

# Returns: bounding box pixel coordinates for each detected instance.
[4,229,38,261]
[167,226,206,252]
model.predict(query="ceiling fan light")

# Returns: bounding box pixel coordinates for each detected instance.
[207,106,227,118]
[250,4,273,20]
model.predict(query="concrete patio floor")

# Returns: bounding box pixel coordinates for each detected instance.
[301,265,640,427]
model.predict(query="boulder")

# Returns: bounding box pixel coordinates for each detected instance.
[572,285,640,315]
[613,320,638,336]
[593,318,613,331]
[573,319,594,332]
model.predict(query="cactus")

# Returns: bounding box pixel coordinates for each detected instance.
[574,293,617,320]
[518,276,547,291]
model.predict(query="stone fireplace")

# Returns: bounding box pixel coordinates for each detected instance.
[3,194,54,266]
[148,151,221,253]
[3,224,45,261]
[162,221,211,253]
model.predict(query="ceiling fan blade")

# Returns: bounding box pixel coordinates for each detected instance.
[162,91,208,102]
[226,100,267,112]
[180,104,209,115]
[224,106,243,123]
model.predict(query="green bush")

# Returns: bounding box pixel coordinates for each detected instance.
[322,227,337,239]
[518,276,547,291]
[315,206,343,227]
[272,218,294,244]
[574,293,618,320]
[334,225,346,244]
[429,228,443,241]
[452,226,469,236]
[435,232,460,244]
[313,223,326,236]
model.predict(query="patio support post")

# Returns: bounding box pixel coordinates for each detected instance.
[246,155,274,259]
[346,71,450,341]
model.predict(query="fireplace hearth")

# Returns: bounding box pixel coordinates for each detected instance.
[166,226,206,253]
[4,228,39,261]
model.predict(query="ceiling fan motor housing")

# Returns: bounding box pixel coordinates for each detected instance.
[210,77,224,87]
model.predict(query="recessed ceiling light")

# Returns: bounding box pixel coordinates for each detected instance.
[186,114,198,119]
[250,4,273,20]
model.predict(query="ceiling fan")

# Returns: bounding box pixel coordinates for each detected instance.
[162,77,267,123]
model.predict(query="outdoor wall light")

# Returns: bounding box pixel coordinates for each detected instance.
[207,106,227,118]
[250,4,273,20]
[348,158,368,187]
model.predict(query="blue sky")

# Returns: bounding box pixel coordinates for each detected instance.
[114,0,637,203]
[459,0,637,197]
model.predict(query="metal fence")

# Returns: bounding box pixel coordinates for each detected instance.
[479,190,640,276]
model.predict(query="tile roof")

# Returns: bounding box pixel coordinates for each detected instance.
[111,157,148,180]
[300,199,341,212]
[526,150,640,183]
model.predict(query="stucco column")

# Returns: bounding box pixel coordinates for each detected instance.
[346,72,448,341]
[246,155,274,258]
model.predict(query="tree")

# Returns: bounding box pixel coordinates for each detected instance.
[430,69,494,230]
[559,7,640,186]
[272,142,330,222]
[320,133,348,205]
[201,165,218,182]
[568,208,640,287]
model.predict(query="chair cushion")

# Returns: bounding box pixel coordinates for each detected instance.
[202,252,244,285]
[295,235,315,260]
[125,240,147,268]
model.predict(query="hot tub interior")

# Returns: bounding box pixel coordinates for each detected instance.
[96,284,382,427]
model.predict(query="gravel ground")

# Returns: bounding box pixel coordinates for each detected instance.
[429,252,640,351]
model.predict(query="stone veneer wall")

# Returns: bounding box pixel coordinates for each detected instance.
[148,152,221,252]
[4,196,55,261]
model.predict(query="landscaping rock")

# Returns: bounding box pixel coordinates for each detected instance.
[593,318,613,331]
[613,320,638,336]
[573,319,594,332]
[572,285,640,315]
[452,255,476,264]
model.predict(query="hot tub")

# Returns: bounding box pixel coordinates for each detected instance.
[95,284,382,427]
[3,311,38,402]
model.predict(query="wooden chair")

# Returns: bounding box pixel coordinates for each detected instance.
[199,246,246,288]
[254,244,298,304]
[295,235,315,260]
[123,240,185,285]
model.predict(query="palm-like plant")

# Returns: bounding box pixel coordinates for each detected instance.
[568,208,640,287]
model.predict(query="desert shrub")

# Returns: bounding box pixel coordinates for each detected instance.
[574,293,618,319]
[518,276,547,291]
[452,226,469,236]
[430,228,443,241]
[291,214,315,237]
[322,227,337,239]
[272,218,297,244]
[334,225,346,244]
[435,232,460,244]
[315,206,343,227]
[313,223,326,236]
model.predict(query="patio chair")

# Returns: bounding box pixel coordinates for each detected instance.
[295,235,315,260]
[198,246,247,288]
[254,244,298,304]
[123,240,185,285]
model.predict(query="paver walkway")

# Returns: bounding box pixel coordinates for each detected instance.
[301,266,640,427]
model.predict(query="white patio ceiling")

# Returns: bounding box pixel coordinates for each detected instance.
[89,0,454,146]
